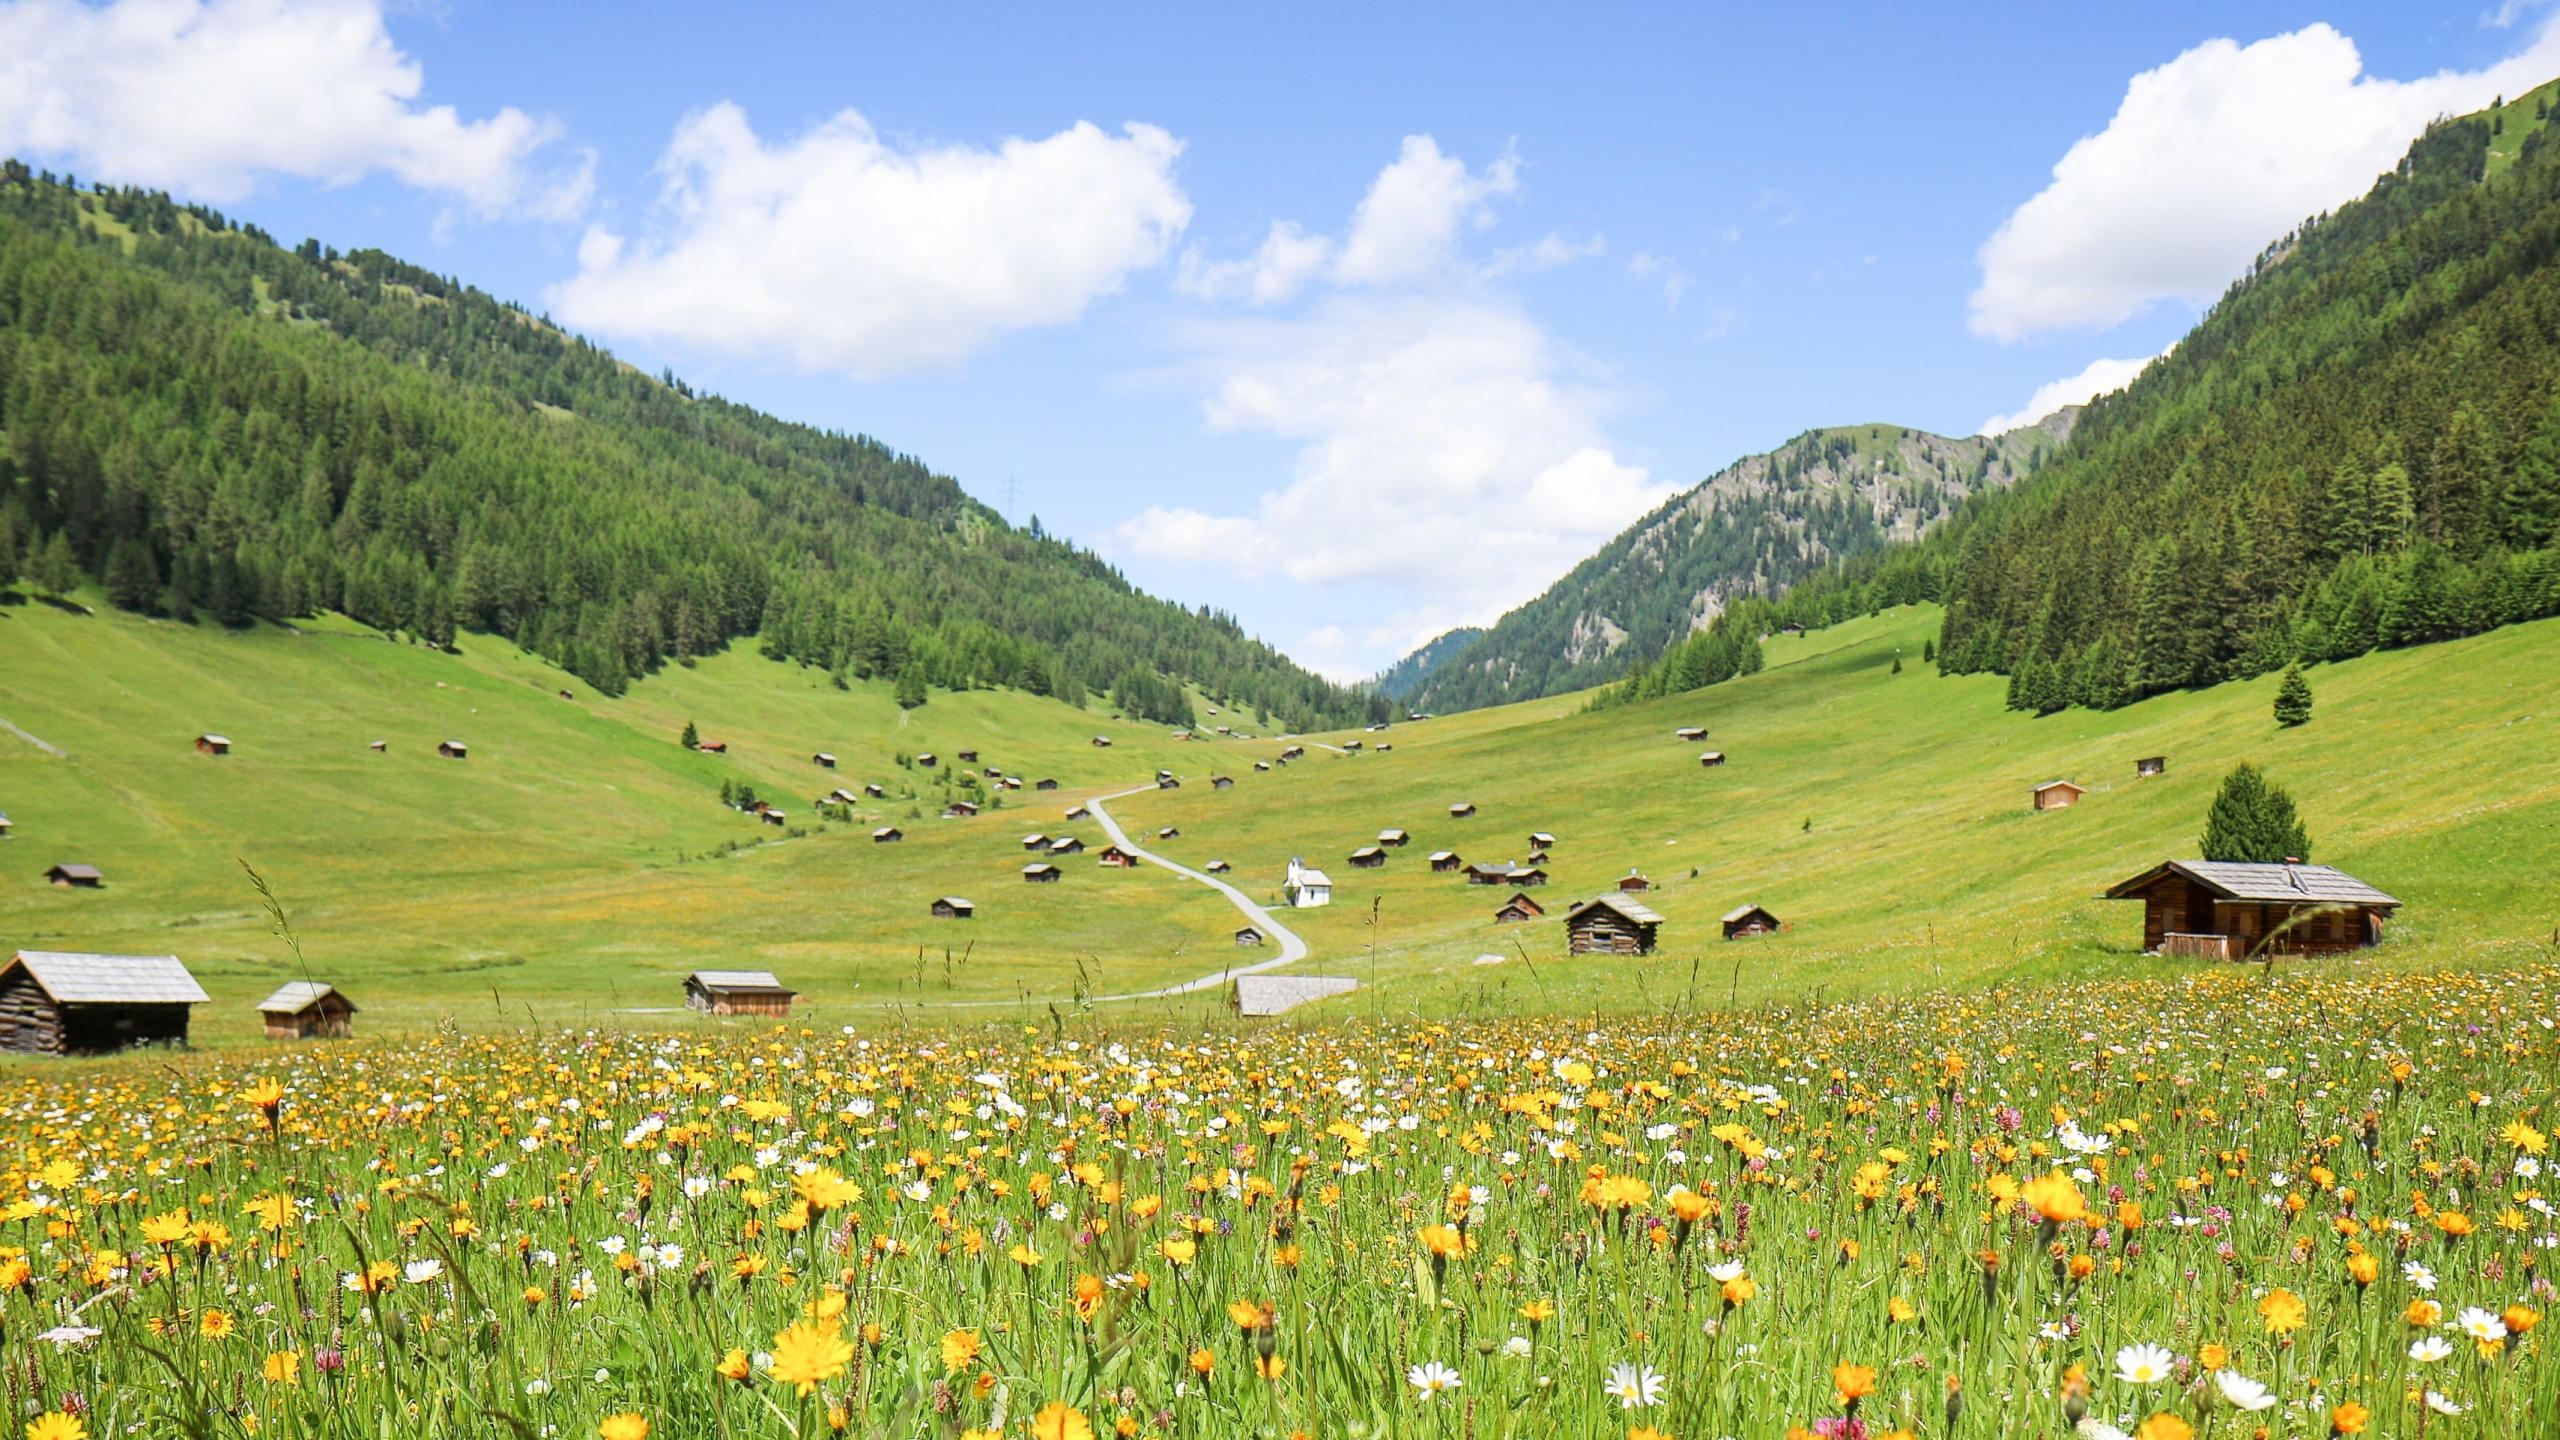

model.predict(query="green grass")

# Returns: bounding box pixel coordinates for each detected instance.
[4,594,2557,1043]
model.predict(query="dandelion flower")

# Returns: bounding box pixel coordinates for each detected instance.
[768,1319,854,1396]
[25,1415,88,1440]
[939,1329,982,1373]
[2258,1289,2307,1335]
[597,1416,649,1440]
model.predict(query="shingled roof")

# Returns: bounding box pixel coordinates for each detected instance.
[1566,894,1664,926]
[8,951,209,1004]
[2104,860,2399,908]
[255,981,353,1015]
[685,970,794,994]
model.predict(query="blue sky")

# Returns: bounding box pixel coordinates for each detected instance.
[3,1,2553,678]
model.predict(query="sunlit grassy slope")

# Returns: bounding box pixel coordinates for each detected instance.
[3,594,2555,1043]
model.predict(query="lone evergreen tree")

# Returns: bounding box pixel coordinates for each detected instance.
[680,719,700,749]
[894,661,928,710]
[2273,665,2313,727]
[32,534,79,597]
[2200,762,2311,864]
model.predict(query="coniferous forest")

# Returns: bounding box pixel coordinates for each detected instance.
[0,164,1378,730]
[1600,97,2560,714]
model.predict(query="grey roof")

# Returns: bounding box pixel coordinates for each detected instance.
[256,981,352,1014]
[1233,975,1358,1016]
[9,951,209,1004]
[2107,860,2399,907]
[1567,894,1664,925]
[1289,867,1333,888]
[48,863,104,879]
[937,897,975,909]
[1723,904,1778,923]
[686,969,794,993]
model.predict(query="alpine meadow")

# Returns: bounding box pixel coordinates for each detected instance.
[2,13,2558,1440]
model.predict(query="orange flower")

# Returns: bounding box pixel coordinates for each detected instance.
[2135,1416,2192,1440]
[598,1417,649,1440]
[2330,1401,2370,1434]
[939,1329,982,1373]
[2406,1299,2443,1328]
[2196,1343,2228,1372]
[2259,1289,2307,1335]
[1188,1347,1215,1376]
[714,1348,751,1383]
[1833,1363,1878,1405]
[2503,1305,2542,1336]
[2020,1173,2086,1225]
[1031,1402,1095,1440]
[2345,1252,2378,1286]
[1419,1224,1466,1259]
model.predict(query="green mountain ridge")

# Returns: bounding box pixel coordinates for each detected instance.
[1400,413,2069,712]
[0,163,1376,731]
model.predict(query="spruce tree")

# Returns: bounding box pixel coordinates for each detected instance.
[2273,665,2313,726]
[2200,762,2312,863]
[894,662,928,710]
[680,720,699,749]
[105,538,160,613]
[31,534,79,598]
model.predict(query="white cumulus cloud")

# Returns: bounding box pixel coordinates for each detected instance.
[1971,18,2560,340]
[550,103,1190,379]
[0,0,585,217]
[1977,350,2165,435]
[1122,137,1661,677]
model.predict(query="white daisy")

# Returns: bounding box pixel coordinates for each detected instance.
[2410,1336,2454,1363]
[1407,1360,1462,1398]
[2455,1307,2509,1342]
[1605,1361,1666,1409]
[2214,1371,2277,1411]
[2113,1342,2175,1385]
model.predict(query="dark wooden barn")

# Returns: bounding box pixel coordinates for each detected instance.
[437,740,468,759]
[196,734,232,756]
[46,863,104,888]
[2104,860,2399,960]
[873,826,904,843]
[1023,862,1063,883]
[1099,845,1141,868]
[1721,904,1783,939]
[2135,756,2167,778]
[1565,895,1662,955]
[1430,850,1463,871]
[1036,778,1060,790]
[1494,892,1545,924]
[1234,925,1264,947]
[683,970,797,1017]
[931,897,976,919]
[1348,846,1386,869]
[256,981,356,1040]
[1,950,209,1054]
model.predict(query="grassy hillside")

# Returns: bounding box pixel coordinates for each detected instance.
[5,588,2555,1047]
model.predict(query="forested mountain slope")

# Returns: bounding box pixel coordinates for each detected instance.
[1402,416,2065,712]
[0,165,1373,730]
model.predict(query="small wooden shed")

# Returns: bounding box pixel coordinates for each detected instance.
[196,734,232,756]
[2135,756,2167,778]
[914,753,937,768]
[1091,736,1113,747]
[1463,862,1511,886]
[1721,904,1783,939]
[437,740,468,759]
[1035,778,1060,790]
[1494,892,1545,924]
[864,782,887,798]
[943,801,979,818]
[45,863,104,888]
[1021,833,1050,851]
[1566,895,1663,955]
[1618,870,1651,893]
[2104,860,2399,958]
[1206,859,1231,874]
[1099,845,1141,868]
[1348,846,1386,869]
[1211,775,1235,790]
[698,740,728,754]
[1698,751,1726,767]
[1429,850,1463,871]
[1507,866,1550,888]
[931,897,975,919]
[813,752,837,768]
[1449,802,1476,818]
[683,970,796,1017]
[256,981,356,1039]
[872,826,905,843]
[1023,862,1062,883]
[0,813,12,839]
[1064,804,1090,820]
[1157,775,1181,790]
[2032,779,2085,811]
[1,950,208,1054]
[1378,829,1410,847]
[1675,726,1709,741]
[1234,925,1264,947]
[368,740,387,753]
[1527,831,1557,850]
[1158,826,1180,839]
[1049,836,1086,854]
[1232,975,1357,1016]
[760,809,787,827]
[956,750,979,763]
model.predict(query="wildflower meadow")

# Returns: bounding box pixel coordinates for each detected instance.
[2,961,2554,1440]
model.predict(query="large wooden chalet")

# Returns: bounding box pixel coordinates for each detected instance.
[1565,895,1662,955]
[1,950,209,1054]
[684,970,797,1017]
[2105,860,2399,959]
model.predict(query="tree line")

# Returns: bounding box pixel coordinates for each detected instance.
[0,164,1373,730]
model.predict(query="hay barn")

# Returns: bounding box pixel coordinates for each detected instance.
[931,897,975,919]
[2032,779,2085,810]
[1722,904,1783,939]
[256,981,356,1040]
[195,734,231,755]
[1494,892,1545,924]
[46,863,104,888]
[683,970,797,1017]
[1,950,208,1054]
[2104,860,2399,960]
[1023,862,1062,883]
[1566,895,1663,955]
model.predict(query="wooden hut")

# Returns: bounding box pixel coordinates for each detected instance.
[1022,862,1062,883]
[1232,975,1356,1016]
[813,752,837,768]
[1021,833,1050,851]
[1430,850,1463,871]
[1494,892,1545,924]
[1234,925,1264,948]
[368,740,387,753]
[45,863,103,888]
[0,813,12,839]
[956,750,979,763]
[1280,745,1305,760]
[1049,837,1086,855]
[698,741,728,754]
[759,809,787,827]
[872,827,905,844]
[1618,870,1651,893]
[1565,895,1663,955]
[1157,775,1181,790]
[1463,862,1511,886]
[437,740,468,759]
[1206,860,1231,874]
[1035,778,1060,791]
[1448,802,1476,818]
[864,782,887,798]
[1,951,208,1054]
[1347,846,1386,869]
[943,801,980,819]
[1675,726,1708,741]
[2135,756,2167,778]
[1507,866,1550,888]
[1099,845,1141,868]
[683,970,796,1017]
[1721,904,1783,939]
[1211,775,1235,790]
[1064,804,1090,820]
[255,981,356,1040]
[1378,828,1410,847]
[931,897,976,919]
[1527,831,1557,850]
[1158,827,1180,839]
[1252,761,1272,771]
[1091,736,1113,748]
[1698,751,1726,767]
[195,734,232,756]
[913,753,937,767]
[2104,860,2399,959]
[2031,779,2085,811]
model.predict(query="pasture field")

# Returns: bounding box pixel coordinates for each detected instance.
[0,957,2552,1438]
[4,597,2560,1040]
